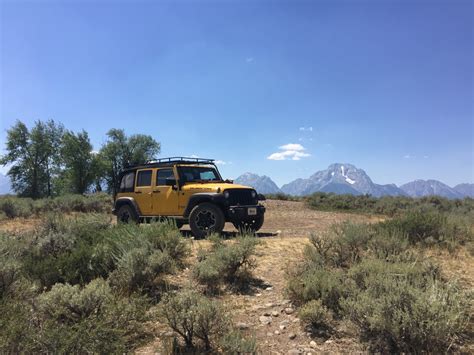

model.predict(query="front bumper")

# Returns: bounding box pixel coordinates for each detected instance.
[227,204,265,221]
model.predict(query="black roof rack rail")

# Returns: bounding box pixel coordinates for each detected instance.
[123,157,216,170]
[144,157,215,164]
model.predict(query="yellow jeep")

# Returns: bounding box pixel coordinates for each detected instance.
[112,157,266,238]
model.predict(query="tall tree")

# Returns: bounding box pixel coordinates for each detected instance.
[61,130,96,194]
[0,120,64,198]
[99,129,160,194]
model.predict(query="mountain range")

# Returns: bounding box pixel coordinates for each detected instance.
[235,163,474,199]
[1,167,473,199]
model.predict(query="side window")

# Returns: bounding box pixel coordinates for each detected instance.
[156,169,174,186]
[119,172,135,192]
[136,170,152,187]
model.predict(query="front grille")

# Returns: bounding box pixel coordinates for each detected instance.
[226,189,257,206]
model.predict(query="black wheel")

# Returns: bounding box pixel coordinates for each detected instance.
[189,202,225,239]
[116,205,138,224]
[233,214,264,233]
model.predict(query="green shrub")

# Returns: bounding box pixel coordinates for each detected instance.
[193,235,260,291]
[50,193,112,213]
[0,259,22,299]
[305,223,375,269]
[0,279,150,353]
[160,289,229,350]
[265,193,303,202]
[380,211,472,248]
[102,222,189,297]
[0,197,33,218]
[108,248,174,296]
[305,192,474,217]
[341,263,470,352]
[34,279,150,353]
[369,225,410,259]
[0,194,112,219]
[298,299,333,330]
[287,266,348,313]
[0,297,35,352]
[22,214,111,288]
[287,220,471,352]
[219,330,257,354]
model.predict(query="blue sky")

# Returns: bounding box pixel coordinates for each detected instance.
[1,0,473,187]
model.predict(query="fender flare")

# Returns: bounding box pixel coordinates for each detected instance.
[183,193,226,218]
[114,197,142,217]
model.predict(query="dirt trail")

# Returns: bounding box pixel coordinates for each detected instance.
[142,200,377,354]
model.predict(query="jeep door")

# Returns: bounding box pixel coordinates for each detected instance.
[134,169,154,215]
[152,168,179,215]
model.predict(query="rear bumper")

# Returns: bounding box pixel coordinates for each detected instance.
[227,204,265,221]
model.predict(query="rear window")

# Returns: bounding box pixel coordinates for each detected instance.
[136,170,152,187]
[119,172,135,192]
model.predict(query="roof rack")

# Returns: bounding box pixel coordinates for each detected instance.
[123,157,216,170]
[145,157,215,164]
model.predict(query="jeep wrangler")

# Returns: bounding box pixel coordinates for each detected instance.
[112,157,266,238]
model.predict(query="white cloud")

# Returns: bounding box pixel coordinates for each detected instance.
[299,126,313,132]
[215,160,232,165]
[245,57,254,63]
[279,143,305,151]
[267,143,310,161]
[404,154,415,159]
[189,154,199,158]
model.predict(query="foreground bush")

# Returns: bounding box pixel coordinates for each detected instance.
[22,214,111,288]
[298,299,333,331]
[1,279,150,353]
[288,222,471,352]
[160,289,229,350]
[342,261,470,352]
[102,222,190,297]
[160,289,256,352]
[0,219,190,352]
[18,216,189,293]
[193,235,261,292]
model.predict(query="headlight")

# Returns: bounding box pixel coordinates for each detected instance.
[224,191,230,198]
[251,190,256,198]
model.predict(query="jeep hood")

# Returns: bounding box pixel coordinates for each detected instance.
[181,182,253,192]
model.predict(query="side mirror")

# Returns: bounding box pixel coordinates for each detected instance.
[165,177,177,187]
[258,193,266,201]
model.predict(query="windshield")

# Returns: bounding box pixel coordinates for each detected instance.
[178,166,222,183]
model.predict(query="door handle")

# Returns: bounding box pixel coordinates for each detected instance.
[153,190,161,193]
[135,191,142,194]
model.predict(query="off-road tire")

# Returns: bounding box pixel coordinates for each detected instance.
[189,202,225,239]
[233,214,264,233]
[116,204,139,224]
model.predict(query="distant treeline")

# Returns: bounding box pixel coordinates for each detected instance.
[265,192,474,216]
[0,120,160,198]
